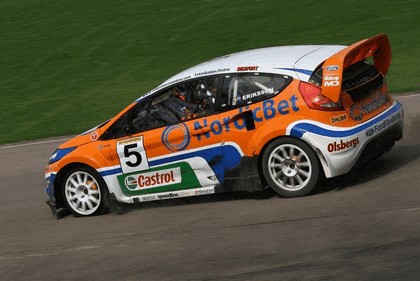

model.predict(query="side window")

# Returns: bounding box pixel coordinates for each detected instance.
[221,73,292,109]
[103,77,220,139]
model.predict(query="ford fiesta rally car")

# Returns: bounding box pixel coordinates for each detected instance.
[45,34,403,217]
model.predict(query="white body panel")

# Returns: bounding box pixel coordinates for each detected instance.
[144,45,348,97]
[286,101,404,178]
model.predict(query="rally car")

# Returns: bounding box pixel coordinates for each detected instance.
[45,34,403,217]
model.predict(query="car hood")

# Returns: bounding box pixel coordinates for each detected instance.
[58,127,101,149]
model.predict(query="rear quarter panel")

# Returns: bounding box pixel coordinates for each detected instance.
[219,80,321,156]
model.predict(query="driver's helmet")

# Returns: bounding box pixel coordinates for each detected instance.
[195,81,216,107]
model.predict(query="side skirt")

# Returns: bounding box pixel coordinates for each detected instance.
[216,157,263,193]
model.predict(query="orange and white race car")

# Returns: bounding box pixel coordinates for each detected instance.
[45,34,403,217]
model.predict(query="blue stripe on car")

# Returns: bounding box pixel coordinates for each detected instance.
[100,167,123,176]
[99,144,243,182]
[290,102,402,138]
[275,68,313,76]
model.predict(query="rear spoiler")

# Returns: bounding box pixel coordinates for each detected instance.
[321,34,391,102]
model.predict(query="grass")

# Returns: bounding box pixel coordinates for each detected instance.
[0,0,419,144]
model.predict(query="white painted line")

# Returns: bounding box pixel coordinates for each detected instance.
[66,245,101,251]
[0,252,59,260]
[394,92,420,99]
[0,137,70,150]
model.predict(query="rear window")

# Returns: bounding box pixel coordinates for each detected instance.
[308,66,323,87]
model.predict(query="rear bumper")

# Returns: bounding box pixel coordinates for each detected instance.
[288,100,404,178]
[353,124,402,169]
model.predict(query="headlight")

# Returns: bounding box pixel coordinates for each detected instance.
[48,147,77,164]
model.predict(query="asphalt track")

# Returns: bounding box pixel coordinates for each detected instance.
[1,94,419,281]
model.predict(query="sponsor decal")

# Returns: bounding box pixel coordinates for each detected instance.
[350,93,388,121]
[118,162,201,196]
[141,76,194,99]
[323,75,340,87]
[241,88,274,101]
[326,65,339,71]
[194,68,230,77]
[366,128,374,137]
[125,176,138,190]
[141,195,157,201]
[98,144,110,150]
[91,131,98,141]
[193,95,299,141]
[195,187,215,195]
[124,168,181,191]
[237,66,259,71]
[350,104,363,121]
[331,114,347,124]
[137,187,216,202]
[162,123,190,152]
[327,137,359,153]
[157,192,179,199]
[373,112,402,135]
[117,136,149,174]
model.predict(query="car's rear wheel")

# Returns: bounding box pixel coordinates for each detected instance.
[261,138,321,197]
[61,166,109,217]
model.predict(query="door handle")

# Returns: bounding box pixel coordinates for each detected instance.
[231,110,256,131]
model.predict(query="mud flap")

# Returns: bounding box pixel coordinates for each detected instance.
[221,157,262,193]
[46,199,71,219]
[108,193,130,215]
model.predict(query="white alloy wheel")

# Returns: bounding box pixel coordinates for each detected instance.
[262,138,321,197]
[64,170,102,216]
[267,144,311,192]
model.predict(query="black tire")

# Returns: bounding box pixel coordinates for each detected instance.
[61,166,110,217]
[261,138,321,197]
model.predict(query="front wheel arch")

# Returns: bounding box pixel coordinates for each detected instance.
[54,163,110,216]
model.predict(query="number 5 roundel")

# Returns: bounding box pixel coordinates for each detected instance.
[117,136,150,174]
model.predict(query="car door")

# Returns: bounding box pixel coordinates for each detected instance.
[217,72,293,190]
[104,77,224,199]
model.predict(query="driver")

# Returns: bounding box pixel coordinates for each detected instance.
[195,80,217,116]
[164,86,198,121]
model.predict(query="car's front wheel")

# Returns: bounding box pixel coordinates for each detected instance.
[261,138,321,197]
[61,166,109,217]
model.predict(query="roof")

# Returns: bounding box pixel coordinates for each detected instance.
[144,44,346,97]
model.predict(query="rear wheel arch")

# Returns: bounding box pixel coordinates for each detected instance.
[257,136,296,189]
[258,136,324,197]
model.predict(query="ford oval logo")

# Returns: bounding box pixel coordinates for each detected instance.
[366,128,374,137]
[326,65,339,71]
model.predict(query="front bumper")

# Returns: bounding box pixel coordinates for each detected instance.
[44,172,68,218]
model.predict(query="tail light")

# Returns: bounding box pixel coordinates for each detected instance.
[299,81,344,111]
